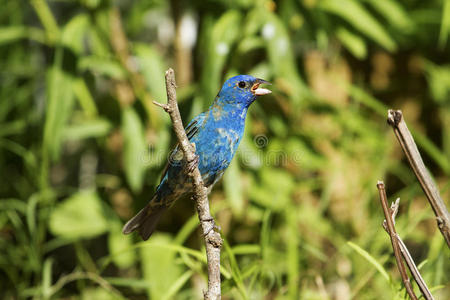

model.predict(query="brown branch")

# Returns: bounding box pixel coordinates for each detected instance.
[387,109,450,248]
[155,68,222,300]
[382,198,434,300]
[377,181,418,300]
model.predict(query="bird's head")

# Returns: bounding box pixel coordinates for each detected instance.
[216,75,271,108]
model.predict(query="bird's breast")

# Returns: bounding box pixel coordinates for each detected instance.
[214,127,240,151]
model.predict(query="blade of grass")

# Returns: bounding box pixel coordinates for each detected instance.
[161,270,194,300]
[347,241,390,282]
[223,238,248,300]
[439,0,450,48]
[30,0,60,43]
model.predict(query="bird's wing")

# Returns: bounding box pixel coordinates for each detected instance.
[159,113,206,181]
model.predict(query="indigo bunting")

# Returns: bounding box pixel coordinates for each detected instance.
[122,75,271,240]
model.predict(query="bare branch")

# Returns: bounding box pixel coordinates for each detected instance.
[161,68,222,300]
[377,181,418,300]
[387,109,450,248]
[396,237,434,300]
[382,197,434,300]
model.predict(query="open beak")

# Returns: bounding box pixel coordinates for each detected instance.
[251,78,272,96]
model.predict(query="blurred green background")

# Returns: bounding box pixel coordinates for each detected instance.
[1,0,449,299]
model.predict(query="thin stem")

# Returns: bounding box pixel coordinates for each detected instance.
[387,109,450,248]
[160,68,222,300]
[377,181,418,300]
[382,198,434,300]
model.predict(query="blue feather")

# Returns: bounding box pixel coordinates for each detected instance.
[122,75,271,240]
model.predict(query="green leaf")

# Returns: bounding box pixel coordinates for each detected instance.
[223,159,244,217]
[336,27,367,59]
[121,107,147,193]
[139,234,184,300]
[61,14,89,54]
[0,27,44,45]
[249,167,294,211]
[30,0,60,43]
[161,270,193,300]
[49,191,109,239]
[347,241,390,282]
[81,287,122,300]
[231,244,261,256]
[134,44,167,102]
[439,0,450,48]
[108,222,136,269]
[286,207,300,298]
[222,238,248,299]
[424,61,450,104]
[257,11,308,105]
[103,277,150,289]
[72,78,98,117]
[42,258,53,300]
[63,118,112,141]
[319,0,396,51]
[200,11,242,104]
[43,48,75,161]
[78,56,126,79]
[366,0,414,32]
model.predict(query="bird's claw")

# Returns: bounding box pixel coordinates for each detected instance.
[186,154,199,174]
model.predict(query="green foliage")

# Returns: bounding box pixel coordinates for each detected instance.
[0,0,449,299]
[121,107,147,193]
[49,191,109,239]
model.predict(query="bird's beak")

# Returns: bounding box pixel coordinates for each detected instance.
[251,78,272,96]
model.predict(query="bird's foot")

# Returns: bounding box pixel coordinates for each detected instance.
[186,154,199,174]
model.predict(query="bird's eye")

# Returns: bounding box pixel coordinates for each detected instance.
[238,81,246,88]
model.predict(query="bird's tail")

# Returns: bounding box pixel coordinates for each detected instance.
[122,196,168,241]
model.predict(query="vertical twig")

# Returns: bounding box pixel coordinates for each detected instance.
[382,198,434,300]
[377,181,418,300]
[154,68,222,300]
[387,109,450,248]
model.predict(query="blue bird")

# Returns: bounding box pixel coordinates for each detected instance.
[122,75,271,240]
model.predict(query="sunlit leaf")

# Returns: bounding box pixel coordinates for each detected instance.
[134,43,167,102]
[79,56,126,79]
[249,167,294,211]
[336,27,367,59]
[62,14,89,54]
[121,107,147,193]
[0,27,44,45]
[366,0,414,33]
[139,234,184,300]
[319,0,396,51]
[223,159,244,217]
[439,0,450,48]
[108,221,136,268]
[257,11,308,105]
[63,118,112,141]
[72,77,98,117]
[43,48,75,161]
[347,241,390,282]
[424,61,450,104]
[49,191,108,239]
[200,11,242,105]
[80,287,123,300]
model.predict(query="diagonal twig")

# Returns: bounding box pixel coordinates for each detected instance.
[381,197,434,300]
[154,68,222,300]
[387,109,450,248]
[377,181,418,300]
